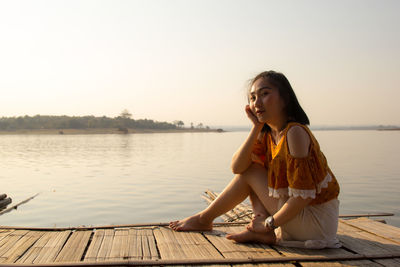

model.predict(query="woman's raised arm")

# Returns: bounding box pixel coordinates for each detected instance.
[231,106,264,174]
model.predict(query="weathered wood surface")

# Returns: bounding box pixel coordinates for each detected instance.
[0,218,399,266]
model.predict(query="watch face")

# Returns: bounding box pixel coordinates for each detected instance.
[266,216,274,228]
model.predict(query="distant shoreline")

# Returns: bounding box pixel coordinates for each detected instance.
[312,127,400,131]
[0,128,224,135]
[377,128,400,131]
[1,127,399,135]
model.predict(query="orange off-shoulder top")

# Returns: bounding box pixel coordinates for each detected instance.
[251,122,340,205]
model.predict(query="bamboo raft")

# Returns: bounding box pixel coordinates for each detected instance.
[0,191,399,266]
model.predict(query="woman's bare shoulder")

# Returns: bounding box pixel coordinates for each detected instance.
[286,125,310,158]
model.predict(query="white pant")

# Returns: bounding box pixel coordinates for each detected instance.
[275,198,341,249]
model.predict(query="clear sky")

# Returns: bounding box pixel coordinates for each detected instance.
[0,0,399,127]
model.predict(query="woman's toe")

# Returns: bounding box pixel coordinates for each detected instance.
[169,221,178,229]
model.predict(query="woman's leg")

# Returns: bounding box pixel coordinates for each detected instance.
[169,163,270,231]
[247,191,270,232]
[249,190,269,217]
[169,172,251,231]
[225,164,280,244]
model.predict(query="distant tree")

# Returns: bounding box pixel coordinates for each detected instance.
[120,109,132,119]
[117,109,133,132]
[173,120,184,128]
[197,123,203,129]
[190,122,194,129]
[0,114,177,131]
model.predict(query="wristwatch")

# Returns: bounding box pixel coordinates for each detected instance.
[264,216,277,230]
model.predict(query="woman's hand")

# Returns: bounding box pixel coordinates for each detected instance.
[245,105,262,127]
[273,196,313,227]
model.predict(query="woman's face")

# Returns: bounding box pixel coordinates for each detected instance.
[249,78,286,124]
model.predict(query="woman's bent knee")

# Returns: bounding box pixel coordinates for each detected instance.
[235,163,269,190]
[241,163,268,180]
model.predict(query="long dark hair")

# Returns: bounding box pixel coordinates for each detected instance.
[248,70,309,131]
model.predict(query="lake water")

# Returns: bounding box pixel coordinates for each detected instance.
[1,130,399,228]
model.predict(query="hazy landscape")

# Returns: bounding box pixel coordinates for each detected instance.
[0,110,222,135]
[1,113,398,135]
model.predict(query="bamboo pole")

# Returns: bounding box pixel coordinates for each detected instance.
[339,213,394,218]
[0,193,39,216]
[1,252,399,266]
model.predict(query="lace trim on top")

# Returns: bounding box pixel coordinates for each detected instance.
[268,173,332,199]
[317,172,332,193]
[268,187,289,198]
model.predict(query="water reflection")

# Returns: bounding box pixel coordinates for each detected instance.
[0,131,399,227]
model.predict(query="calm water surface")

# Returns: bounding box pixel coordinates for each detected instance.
[1,130,399,227]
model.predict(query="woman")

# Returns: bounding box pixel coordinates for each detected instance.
[170,71,341,249]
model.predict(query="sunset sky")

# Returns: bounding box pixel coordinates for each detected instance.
[0,0,399,127]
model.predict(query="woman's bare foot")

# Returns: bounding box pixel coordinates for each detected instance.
[226,228,276,244]
[246,214,268,233]
[169,214,213,231]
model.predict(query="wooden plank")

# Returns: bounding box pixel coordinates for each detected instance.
[174,230,203,259]
[0,229,14,242]
[33,230,71,263]
[207,227,245,258]
[126,227,159,260]
[127,228,140,260]
[0,230,29,257]
[153,226,222,260]
[16,231,56,263]
[206,225,284,260]
[342,218,400,243]
[153,227,184,259]
[338,219,364,234]
[234,264,294,267]
[95,229,114,261]
[160,228,231,267]
[338,233,392,256]
[83,229,105,262]
[337,221,400,256]
[0,231,43,263]
[108,228,129,261]
[301,260,381,266]
[141,234,152,260]
[275,243,352,259]
[274,243,353,258]
[187,231,222,259]
[162,227,194,259]
[183,229,223,259]
[373,257,400,267]
[55,230,92,262]
[141,229,153,260]
[176,231,201,259]
[143,228,159,260]
[0,220,397,266]
[217,227,295,266]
